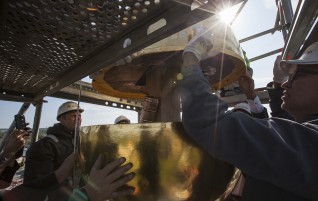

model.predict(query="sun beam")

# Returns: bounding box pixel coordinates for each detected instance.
[218,5,239,24]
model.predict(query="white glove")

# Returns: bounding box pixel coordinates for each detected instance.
[113,55,132,66]
[273,55,288,83]
[183,27,213,61]
[114,38,133,66]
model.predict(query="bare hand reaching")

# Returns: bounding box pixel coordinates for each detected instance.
[239,76,256,100]
[54,153,78,183]
[273,55,288,84]
[83,155,135,201]
[2,129,28,158]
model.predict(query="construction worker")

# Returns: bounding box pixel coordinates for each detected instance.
[114,115,131,124]
[24,101,83,201]
[180,26,318,201]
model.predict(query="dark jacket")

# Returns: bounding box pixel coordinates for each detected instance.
[24,123,74,201]
[0,161,20,185]
[2,173,89,201]
[2,173,59,201]
[238,85,316,201]
[181,64,318,201]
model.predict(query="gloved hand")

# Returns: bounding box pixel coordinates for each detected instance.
[113,38,133,66]
[113,55,132,66]
[183,27,214,61]
[273,55,288,83]
[239,76,254,92]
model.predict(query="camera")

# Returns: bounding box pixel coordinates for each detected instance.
[15,115,27,130]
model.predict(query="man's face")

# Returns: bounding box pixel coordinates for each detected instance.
[281,65,318,120]
[59,111,82,131]
[117,120,130,124]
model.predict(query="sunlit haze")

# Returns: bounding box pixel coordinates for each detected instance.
[218,3,241,24]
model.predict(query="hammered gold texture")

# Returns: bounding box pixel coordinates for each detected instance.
[80,122,235,201]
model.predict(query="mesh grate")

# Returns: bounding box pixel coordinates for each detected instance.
[0,0,161,97]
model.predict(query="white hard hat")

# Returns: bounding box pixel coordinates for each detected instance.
[57,101,84,120]
[280,42,318,74]
[233,102,251,115]
[114,115,130,124]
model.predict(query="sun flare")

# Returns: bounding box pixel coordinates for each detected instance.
[218,5,239,24]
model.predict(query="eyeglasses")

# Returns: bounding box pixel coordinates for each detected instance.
[288,68,318,82]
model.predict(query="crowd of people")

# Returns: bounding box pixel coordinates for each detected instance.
[1,27,317,201]
[0,104,135,201]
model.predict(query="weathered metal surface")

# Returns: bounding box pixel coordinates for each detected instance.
[93,16,246,99]
[52,81,143,111]
[282,0,318,60]
[0,0,243,101]
[80,122,234,201]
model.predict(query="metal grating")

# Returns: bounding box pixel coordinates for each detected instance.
[0,0,243,101]
[0,0,162,95]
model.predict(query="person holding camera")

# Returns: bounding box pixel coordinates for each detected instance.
[0,129,29,188]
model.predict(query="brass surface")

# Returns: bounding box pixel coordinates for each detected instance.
[80,122,234,201]
[92,16,246,99]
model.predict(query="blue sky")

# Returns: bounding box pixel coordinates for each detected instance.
[0,0,297,128]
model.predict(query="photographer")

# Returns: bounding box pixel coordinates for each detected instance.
[0,129,29,188]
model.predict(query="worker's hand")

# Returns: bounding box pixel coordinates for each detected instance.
[54,153,78,183]
[113,38,133,66]
[273,55,288,84]
[2,129,28,158]
[183,27,214,62]
[239,75,255,91]
[83,155,135,201]
[113,55,133,66]
[239,76,256,100]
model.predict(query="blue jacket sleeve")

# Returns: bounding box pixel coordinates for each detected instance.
[180,64,318,200]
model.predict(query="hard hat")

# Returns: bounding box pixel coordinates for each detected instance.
[114,115,130,124]
[280,42,318,74]
[233,103,251,115]
[57,101,84,120]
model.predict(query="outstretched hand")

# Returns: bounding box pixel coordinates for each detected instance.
[183,27,214,62]
[54,153,78,183]
[83,155,135,201]
[2,129,28,158]
[239,76,256,100]
[273,55,288,84]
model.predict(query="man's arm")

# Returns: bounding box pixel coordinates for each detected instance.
[2,153,77,201]
[181,53,318,200]
[0,129,28,187]
[238,76,268,118]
